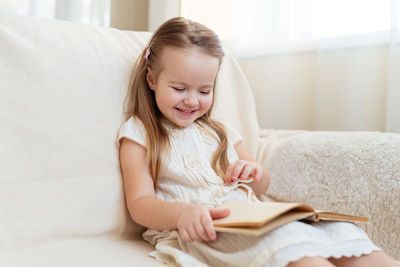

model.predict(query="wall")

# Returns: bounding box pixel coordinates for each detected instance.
[110,0,149,31]
[238,52,317,130]
[238,45,388,131]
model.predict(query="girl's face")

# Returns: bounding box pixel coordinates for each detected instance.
[146,46,219,128]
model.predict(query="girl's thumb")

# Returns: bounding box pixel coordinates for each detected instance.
[209,208,230,219]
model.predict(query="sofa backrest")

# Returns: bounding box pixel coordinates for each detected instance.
[0,15,259,250]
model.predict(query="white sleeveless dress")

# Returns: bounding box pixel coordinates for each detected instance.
[117,116,380,267]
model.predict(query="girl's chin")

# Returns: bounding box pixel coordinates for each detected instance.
[169,116,198,128]
[172,119,195,127]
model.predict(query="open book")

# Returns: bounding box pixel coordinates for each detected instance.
[213,201,368,236]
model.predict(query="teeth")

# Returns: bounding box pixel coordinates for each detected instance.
[178,108,193,113]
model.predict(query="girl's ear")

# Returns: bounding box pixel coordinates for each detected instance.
[146,67,156,91]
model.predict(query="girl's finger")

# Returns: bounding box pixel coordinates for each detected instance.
[209,208,230,219]
[253,166,262,181]
[240,165,253,180]
[180,228,191,242]
[201,214,216,241]
[187,224,201,242]
[194,217,209,241]
[230,160,246,181]
[225,164,234,184]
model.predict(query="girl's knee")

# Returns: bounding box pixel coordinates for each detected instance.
[362,251,399,267]
[287,256,335,267]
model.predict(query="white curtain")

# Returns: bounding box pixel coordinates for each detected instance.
[0,0,110,26]
[181,0,400,133]
[313,0,400,133]
[387,0,400,133]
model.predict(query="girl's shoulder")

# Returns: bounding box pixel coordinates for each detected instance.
[116,116,147,148]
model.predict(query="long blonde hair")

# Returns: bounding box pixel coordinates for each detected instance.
[123,17,229,186]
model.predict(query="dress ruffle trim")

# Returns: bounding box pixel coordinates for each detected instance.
[260,239,381,267]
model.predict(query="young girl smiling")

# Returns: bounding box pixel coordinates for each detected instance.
[118,17,398,267]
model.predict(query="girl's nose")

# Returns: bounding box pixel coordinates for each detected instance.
[183,92,199,106]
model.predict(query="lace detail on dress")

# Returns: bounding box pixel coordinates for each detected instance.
[266,239,381,267]
[197,124,218,145]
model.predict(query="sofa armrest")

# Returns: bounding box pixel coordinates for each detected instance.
[257,130,400,259]
[256,129,305,166]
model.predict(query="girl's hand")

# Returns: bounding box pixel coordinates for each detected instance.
[224,160,263,185]
[176,204,230,242]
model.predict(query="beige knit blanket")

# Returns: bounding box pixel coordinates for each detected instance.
[258,130,400,259]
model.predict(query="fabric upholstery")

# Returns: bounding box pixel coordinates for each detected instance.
[1,15,145,250]
[0,14,259,265]
[260,131,400,258]
[0,238,164,267]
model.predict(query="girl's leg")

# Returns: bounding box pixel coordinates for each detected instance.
[328,251,399,267]
[287,256,335,267]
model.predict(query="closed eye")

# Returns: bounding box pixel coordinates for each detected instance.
[172,87,185,91]
[200,90,211,95]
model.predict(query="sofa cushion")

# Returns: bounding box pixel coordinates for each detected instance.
[0,238,164,267]
[0,15,149,249]
[0,14,259,253]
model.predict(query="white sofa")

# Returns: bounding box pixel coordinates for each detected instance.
[1,15,399,266]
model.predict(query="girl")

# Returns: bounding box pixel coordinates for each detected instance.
[118,17,398,267]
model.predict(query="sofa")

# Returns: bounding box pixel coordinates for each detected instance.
[1,15,399,266]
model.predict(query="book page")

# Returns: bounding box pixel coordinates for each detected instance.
[213,201,314,227]
[314,211,368,223]
[215,210,315,236]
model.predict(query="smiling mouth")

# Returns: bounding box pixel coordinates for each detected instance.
[175,107,197,115]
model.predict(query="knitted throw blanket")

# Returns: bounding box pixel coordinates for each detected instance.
[261,131,400,259]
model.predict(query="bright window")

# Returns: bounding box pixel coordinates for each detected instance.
[181,0,398,57]
[0,0,110,26]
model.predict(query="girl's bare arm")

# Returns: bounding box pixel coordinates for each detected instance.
[119,138,190,230]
